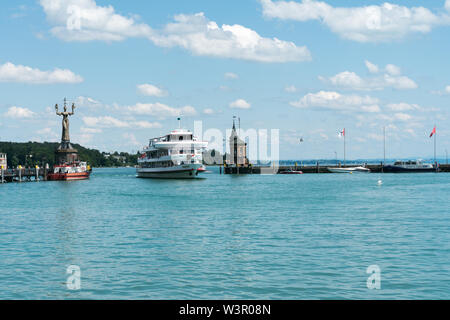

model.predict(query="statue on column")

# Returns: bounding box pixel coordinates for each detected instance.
[55,98,76,147]
[55,98,76,151]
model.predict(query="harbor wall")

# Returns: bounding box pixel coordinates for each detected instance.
[224,164,450,174]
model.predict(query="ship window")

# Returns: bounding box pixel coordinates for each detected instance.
[179,136,183,141]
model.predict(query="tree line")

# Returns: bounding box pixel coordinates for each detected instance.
[0,142,138,168]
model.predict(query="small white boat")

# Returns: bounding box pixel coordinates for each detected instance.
[327,166,371,173]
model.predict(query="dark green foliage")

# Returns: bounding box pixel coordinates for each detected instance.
[0,141,137,168]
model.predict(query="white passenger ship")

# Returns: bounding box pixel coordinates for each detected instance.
[137,127,208,179]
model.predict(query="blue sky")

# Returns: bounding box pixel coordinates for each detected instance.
[0,0,449,160]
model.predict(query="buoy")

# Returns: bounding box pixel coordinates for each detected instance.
[377,179,383,186]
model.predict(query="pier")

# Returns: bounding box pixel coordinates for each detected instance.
[1,167,48,183]
[224,163,450,174]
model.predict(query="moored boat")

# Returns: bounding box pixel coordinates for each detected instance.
[137,125,208,179]
[47,162,91,181]
[383,160,436,173]
[279,168,303,174]
[327,166,371,173]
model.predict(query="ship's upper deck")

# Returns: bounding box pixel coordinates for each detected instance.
[143,129,207,152]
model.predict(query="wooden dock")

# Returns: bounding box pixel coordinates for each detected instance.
[224,164,450,174]
[1,168,48,183]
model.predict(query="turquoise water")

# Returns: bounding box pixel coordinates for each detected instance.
[0,167,449,299]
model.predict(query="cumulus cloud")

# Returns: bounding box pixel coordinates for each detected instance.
[393,113,412,121]
[137,84,168,97]
[203,108,215,115]
[0,61,83,84]
[40,0,153,41]
[320,61,418,90]
[229,99,251,109]
[365,60,379,74]
[128,102,196,118]
[260,0,450,42]
[75,96,102,108]
[4,106,36,118]
[40,1,311,63]
[386,103,421,111]
[290,91,380,112]
[133,121,162,129]
[150,12,311,63]
[431,84,450,95]
[123,132,140,146]
[83,116,129,128]
[285,85,298,92]
[225,72,239,79]
[80,127,102,134]
[385,64,401,76]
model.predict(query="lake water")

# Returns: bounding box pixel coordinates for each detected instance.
[0,167,449,299]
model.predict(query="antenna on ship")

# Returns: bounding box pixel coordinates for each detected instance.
[177,117,181,129]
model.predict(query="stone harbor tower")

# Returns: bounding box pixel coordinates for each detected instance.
[228,118,249,166]
[54,98,79,165]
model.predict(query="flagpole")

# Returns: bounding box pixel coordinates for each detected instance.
[344,128,346,167]
[383,126,386,173]
[434,124,437,172]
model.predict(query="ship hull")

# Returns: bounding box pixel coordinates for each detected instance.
[47,172,90,181]
[136,164,204,179]
[382,166,436,173]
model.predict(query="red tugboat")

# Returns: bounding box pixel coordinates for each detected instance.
[47,98,91,181]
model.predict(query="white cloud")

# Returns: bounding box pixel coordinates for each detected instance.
[365,60,379,73]
[4,106,36,118]
[203,108,215,115]
[36,127,59,140]
[285,85,298,92]
[80,127,102,134]
[260,0,450,42]
[150,12,311,63]
[385,64,401,76]
[230,99,251,109]
[0,61,83,84]
[383,74,417,89]
[394,113,412,121]
[128,102,196,118]
[321,62,418,90]
[225,72,239,79]
[40,1,311,63]
[76,96,102,108]
[133,121,162,129]
[83,116,129,128]
[137,84,167,97]
[431,84,450,95]
[123,133,140,146]
[386,103,421,111]
[40,0,153,41]
[290,91,380,113]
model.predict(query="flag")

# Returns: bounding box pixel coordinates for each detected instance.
[339,128,345,137]
[429,126,436,138]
